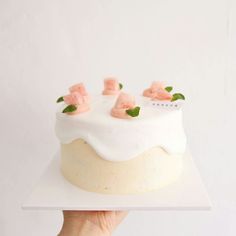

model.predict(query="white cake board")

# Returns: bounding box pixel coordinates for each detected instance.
[22,150,211,211]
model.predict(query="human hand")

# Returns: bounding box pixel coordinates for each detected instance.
[58,211,128,236]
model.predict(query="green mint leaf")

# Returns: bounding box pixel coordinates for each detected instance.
[171,93,185,102]
[165,86,173,92]
[62,104,77,113]
[126,106,140,117]
[57,96,64,103]
[119,83,123,90]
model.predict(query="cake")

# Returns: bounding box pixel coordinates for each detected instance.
[55,79,186,194]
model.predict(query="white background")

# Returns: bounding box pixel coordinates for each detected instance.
[0,0,236,235]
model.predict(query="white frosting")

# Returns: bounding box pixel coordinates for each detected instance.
[55,95,186,162]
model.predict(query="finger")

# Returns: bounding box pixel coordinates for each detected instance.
[114,211,128,224]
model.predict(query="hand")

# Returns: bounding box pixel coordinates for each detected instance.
[58,211,128,236]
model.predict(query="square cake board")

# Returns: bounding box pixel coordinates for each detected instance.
[22,150,212,211]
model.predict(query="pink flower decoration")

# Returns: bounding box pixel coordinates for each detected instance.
[63,92,90,115]
[143,81,165,98]
[150,81,165,92]
[103,78,120,95]
[69,83,88,96]
[111,92,136,119]
[114,92,135,109]
[63,92,85,105]
[66,103,90,115]
[69,83,90,103]
[152,89,172,101]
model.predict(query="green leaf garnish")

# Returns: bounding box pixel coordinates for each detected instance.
[62,104,77,113]
[171,93,185,102]
[57,96,64,103]
[126,106,140,117]
[119,83,123,90]
[165,86,173,92]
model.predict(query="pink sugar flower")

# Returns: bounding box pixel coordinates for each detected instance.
[102,78,120,95]
[114,92,135,109]
[104,78,119,90]
[69,83,88,96]
[150,81,165,92]
[111,92,137,119]
[63,92,84,105]
[152,88,172,101]
[143,81,165,98]
[66,103,90,115]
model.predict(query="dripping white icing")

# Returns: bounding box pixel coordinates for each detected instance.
[55,95,186,162]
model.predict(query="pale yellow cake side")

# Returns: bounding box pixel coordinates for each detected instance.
[60,139,183,194]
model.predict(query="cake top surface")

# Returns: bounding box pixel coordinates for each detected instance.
[55,87,186,161]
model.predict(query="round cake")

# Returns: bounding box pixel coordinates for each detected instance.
[55,79,186,194]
